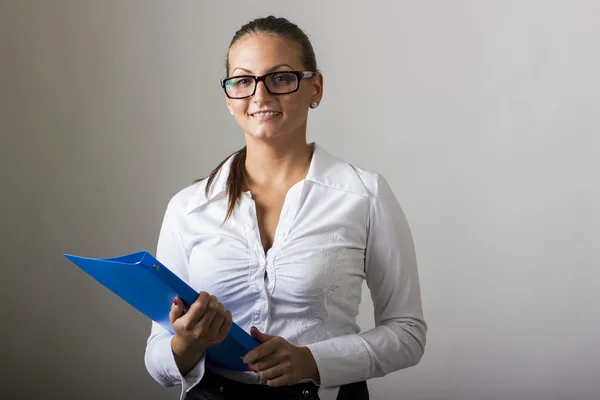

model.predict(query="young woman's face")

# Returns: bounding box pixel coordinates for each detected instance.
[225,34,322,143]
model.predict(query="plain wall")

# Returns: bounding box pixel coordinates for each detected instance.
[1,1,599,399]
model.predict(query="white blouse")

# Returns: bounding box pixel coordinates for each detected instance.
[144,143,427,400]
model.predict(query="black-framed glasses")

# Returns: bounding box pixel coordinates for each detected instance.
[220,71,318,99]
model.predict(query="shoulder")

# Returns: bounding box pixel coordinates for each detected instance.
[312,145,385,201]
[162,179,207,219]
[348,163,385,200]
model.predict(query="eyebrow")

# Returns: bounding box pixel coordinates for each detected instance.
[231,64,295,76]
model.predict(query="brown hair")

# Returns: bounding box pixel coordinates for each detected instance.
[197,16,318,221]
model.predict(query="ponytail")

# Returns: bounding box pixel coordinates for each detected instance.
[194,147,247,221]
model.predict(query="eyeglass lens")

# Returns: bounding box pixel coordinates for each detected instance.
[225,72,299,98]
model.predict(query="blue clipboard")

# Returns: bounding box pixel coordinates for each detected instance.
[63,250,259,371]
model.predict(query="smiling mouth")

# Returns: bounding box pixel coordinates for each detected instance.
[250,111,282,117]
[249,111,282,121]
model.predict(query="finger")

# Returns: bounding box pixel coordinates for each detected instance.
[197,295,219,330]
[218,310,233,338]
[267,373,291,388]
[243,337,281,364]
[189,291,211,320]
[209,302,227,334]
[169,297,184,325]
[250,326,276,343]
[251,352,280,372]
[179,292,210,331]
[260,363,289,386]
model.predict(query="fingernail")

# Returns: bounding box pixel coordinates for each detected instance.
[173,298,177,305]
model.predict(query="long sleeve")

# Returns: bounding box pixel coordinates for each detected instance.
[306,174,427,387]
[144,195,207,399]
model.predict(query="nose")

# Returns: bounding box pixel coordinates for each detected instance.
[252,80,272,104]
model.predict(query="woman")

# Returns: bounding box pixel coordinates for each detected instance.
[144,15,427,400]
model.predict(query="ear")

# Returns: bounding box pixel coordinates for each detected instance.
[310,72,324,107]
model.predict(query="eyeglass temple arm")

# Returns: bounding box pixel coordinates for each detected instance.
[301,71,318,79]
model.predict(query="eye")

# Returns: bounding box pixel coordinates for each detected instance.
[273,73,292,83]
[228,77,252,87]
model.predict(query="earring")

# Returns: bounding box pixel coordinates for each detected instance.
[230,110,234,115]
[310,102,318,109]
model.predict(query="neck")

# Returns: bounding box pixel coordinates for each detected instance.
[244,135,313,188]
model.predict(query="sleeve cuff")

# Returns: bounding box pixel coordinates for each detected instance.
[305,334,371,387]
[178,354,206,400]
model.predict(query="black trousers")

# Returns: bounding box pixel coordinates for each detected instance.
[185,369,369,400]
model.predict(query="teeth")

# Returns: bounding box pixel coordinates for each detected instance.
[253,111,280,117]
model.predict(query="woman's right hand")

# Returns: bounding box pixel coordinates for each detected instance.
[169,291,233,359]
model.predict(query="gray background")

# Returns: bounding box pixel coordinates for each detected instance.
[2,1,599,399]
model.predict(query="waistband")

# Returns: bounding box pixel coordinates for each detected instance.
[192,368,320,399]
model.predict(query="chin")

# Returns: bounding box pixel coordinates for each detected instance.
[248,131,284,141]
[246,124,285,140]
[243,119,303,143]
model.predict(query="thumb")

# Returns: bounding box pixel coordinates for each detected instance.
[250,326,275,343]
[169,297,185,324]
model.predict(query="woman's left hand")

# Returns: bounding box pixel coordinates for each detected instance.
[242,326,320,386]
